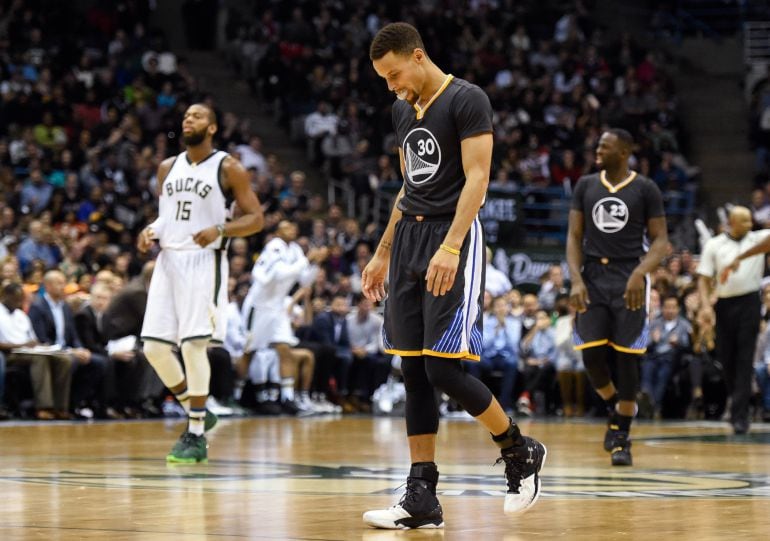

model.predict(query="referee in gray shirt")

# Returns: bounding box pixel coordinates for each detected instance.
[698,206,770,434]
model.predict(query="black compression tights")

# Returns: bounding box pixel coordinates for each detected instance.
[582,346,639,402]
[401,355,494,436]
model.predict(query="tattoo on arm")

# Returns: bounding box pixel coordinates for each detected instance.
[381,240,392,251]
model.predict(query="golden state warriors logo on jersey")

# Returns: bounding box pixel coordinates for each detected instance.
[403,127,441,185]
[592,196,629,233]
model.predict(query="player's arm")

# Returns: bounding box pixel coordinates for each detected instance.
[137,157,176,253]
[566,209,589,312]
[218,156,265,237]
[624,215,669,311]
[361,150,405,303]
[426,132,492,297]
[192,156,264,247]
[634,216,669,276]
[376,148,407,258]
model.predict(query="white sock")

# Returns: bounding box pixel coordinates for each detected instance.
[188,408,206,436]
[281,378,295,402]
[175,388,191,413]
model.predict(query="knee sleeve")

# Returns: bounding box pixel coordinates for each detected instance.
[581,346,612,390]
[180,339,211,396]
[615,351,640,401]
[142,339,185,389]
[400,356,439,436]
[424,356,493,417]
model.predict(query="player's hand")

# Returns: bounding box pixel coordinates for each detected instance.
[426,248,459,297]
[569,278,590,313]
[623,270,646,311]
[362,253,388,302]
[720,258,740,284]
[193,226,219,247]
[137,227,155,253]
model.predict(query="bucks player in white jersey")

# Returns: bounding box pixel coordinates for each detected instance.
[241,220,327,414]
[137,103,264,463]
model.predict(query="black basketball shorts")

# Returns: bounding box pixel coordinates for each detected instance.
[382,215,485,361]
[573,259,649,354]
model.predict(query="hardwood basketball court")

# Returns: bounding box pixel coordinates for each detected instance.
[1,416,768,540]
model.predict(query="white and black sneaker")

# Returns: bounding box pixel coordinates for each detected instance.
[363,464,444,529]
[497,436,547,515]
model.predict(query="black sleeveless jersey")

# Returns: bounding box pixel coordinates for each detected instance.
[392,76,493,216]
[571,171,665,259]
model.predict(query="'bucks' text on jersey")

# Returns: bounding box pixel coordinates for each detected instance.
[158,150,232,250]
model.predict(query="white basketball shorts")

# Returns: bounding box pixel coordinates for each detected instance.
[141,248,228,345]
[242,303,299,352]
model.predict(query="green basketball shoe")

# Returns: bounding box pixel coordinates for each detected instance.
[166,431,208,463]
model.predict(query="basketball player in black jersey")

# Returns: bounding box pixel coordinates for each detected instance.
[360,22,545,530]
[567,129,668,466]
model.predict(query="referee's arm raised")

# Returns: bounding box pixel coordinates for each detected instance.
[720,234,770,284]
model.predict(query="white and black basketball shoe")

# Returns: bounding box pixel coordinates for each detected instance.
[363,464,444,529]
[497,436,547,515]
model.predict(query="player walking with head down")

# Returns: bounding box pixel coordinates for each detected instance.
[567,129,668,466]
[361,22,546,530]
[138,103,264,463]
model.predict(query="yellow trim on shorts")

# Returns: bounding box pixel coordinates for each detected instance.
[573,339,609,351]
[384,348,423,356]
[609,342,647,354]
[422,349,481,362]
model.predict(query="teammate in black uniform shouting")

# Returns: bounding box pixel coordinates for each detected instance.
[567,129,669,466]
[361,23,545,530]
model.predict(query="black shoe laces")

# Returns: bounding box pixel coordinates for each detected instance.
[398,477,423,508]
[495,452,526,493]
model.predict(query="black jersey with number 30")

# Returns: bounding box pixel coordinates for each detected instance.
[392,76,493,216]
[571,171,665,259]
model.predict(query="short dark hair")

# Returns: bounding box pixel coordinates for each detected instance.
[607,128,634,150]
[190,102,218,126]
[2,281,22,297]
[662,294,680,305]
[369,22,425,61]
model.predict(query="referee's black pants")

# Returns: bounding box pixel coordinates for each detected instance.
[715,292,760,424]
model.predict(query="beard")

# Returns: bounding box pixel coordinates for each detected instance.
[182,128,207,146]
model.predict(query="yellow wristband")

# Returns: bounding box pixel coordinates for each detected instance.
[440,244,461,256]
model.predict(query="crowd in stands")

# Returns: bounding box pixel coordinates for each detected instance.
[225,0,699,232]
[751,79,770,190]
[0,0,768,425]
